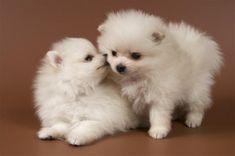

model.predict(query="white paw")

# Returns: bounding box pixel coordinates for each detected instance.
[66,129,97,146]
[148,126,170,139]
[38,128,55,140]
[67,133,91,146]
[185,112,203,128]
[185,118,202,128]
[67,133,81,146]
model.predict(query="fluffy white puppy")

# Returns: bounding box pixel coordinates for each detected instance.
[33,38,139,145]
[97,10,223,139]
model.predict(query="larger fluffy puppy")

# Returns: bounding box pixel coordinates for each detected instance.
[33,38,139,145]
[97,10,223,139]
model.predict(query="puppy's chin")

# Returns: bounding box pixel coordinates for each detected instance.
[94,66,109,82]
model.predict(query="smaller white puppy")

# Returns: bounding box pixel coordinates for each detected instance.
[97,10,223,139]
[33,38,138,145]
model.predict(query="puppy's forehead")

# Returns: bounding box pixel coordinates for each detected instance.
[71,43,96,56]
[107,34,151,53]
[52,38,97,57]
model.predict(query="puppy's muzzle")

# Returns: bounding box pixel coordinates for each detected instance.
[116,63,127,74]
[102,53,109,66]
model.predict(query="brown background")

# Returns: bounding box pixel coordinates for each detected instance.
[0,0,234,156]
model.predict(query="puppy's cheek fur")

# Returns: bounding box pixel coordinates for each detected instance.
[107,58,117,72]
[110,63,119,74]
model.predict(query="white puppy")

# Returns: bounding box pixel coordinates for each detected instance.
[33,38,139,145]
[97,10,223,139]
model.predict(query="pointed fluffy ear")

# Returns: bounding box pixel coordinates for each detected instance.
[152,32,165,43]
[46,50,62,68]
[97,23,105,33]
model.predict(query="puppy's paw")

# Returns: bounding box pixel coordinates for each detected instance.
[38,124,68,140]
[67,133,81,146]
[67,133,91,146]
[66,131,89,146]
[185,117,202,128]
[38,128,55,140]
[148,126,170,139]
[185,112,203,128]
[67,129,98,146]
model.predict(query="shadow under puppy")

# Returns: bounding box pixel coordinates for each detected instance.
[33,38,139,145]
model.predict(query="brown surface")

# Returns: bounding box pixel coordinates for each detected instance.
[0,0,234,156]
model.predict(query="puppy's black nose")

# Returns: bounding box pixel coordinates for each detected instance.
[116,64,126,73]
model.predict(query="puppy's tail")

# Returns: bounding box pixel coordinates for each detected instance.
[168,22,223,75]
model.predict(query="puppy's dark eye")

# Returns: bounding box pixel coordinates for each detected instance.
[112,50,117,57]
[85,55,93,62]
[131,52,141,60]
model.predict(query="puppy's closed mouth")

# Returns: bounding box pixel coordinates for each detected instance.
[97,62,109,70]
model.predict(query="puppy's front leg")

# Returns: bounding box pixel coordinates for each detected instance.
[148,102,173,139]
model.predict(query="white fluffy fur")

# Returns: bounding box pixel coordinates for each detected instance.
[33,38,139,145]
[97,10,223,139]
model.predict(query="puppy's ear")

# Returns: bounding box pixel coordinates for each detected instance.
[97,24,105,33]
[46,50,63,68]
[152,32,165,43]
